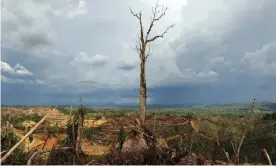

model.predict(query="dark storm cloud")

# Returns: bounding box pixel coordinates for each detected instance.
[1,0,276,105]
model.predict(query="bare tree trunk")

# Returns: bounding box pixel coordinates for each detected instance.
[139,55,147,124]
[130,2,174,125]
[72,117,75,147]
[76,114,83,152]
[70,101,75,148]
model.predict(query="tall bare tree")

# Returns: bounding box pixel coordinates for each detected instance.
[130,2,174,124]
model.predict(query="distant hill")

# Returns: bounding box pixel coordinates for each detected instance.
[262,102,276,110]
[203,102,276,111]
[117,104,197,109]
[116,102,276,110]
[2,102,275,111]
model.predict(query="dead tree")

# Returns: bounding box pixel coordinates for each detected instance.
[76,97,85,153]
[130,2,174,124]
[70,101,75,148]
[76,114,82,152]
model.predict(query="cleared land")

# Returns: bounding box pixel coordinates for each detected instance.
[1,104,276,165]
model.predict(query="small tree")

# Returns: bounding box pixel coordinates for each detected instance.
[130,2,174,124]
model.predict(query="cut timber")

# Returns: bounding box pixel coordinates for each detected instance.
[0,116,47,164]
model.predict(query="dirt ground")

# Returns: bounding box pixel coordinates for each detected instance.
[5,107,191,157]
[14,129,65,151]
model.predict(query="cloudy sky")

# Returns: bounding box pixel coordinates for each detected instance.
[1,0,276,106]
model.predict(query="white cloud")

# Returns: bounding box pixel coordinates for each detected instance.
[14,63,33,76]
[67,0,88,18]
[198,71,219,77]
[1,74,44,84]
[241,41,276,77]
[1,61,33,76]
[1,0,275,94]
[1,75,12,83]
[71,52,108,66]
[1,61,14,73]
[53,0,88,18]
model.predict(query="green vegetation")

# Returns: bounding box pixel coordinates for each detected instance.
[83,126,103,142]
[118,127,126,151]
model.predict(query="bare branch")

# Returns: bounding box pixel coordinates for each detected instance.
[130,7,141,20]
[145,44,154,61]
[154,6,168,22]
[130,34,142,58]
[130,44,141,58]
[146,1,169,40]
[130,45,139,53]
[146,24,174,43]
[42,132,51,150]
[130,7,144,42]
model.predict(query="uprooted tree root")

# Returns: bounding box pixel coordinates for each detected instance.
[105,118,235,165]
[106,118,188,165]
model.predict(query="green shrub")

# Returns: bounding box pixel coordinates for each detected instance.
[118,127,126,151]
[94,115,102,120]
[182,112,195,120]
